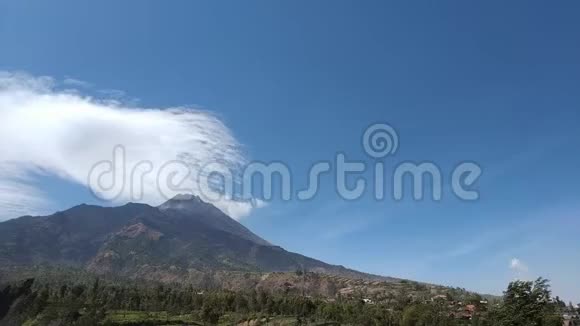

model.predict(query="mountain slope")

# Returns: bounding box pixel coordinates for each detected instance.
[0,195,397,283]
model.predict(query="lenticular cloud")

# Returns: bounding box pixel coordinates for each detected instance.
[0,71,255,220]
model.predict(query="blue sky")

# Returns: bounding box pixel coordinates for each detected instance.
[1,1,579,301]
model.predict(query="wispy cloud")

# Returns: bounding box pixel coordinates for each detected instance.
[509,257,528,272]
[0,164,54,218]
[321,217,372,240]
[0,71,258,220]
[509,257,530,280]
[62,77,92,88]
[425,225,518,263]
[97,88,126,98]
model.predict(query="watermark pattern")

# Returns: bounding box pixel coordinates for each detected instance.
[88,123,482,205]
[362,123,399,158]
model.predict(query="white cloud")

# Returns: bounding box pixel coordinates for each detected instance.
[509,257,529,278]
[0,71,259,220]
[0,173,54,218]
[63,77,92,88]
[97,88,126,99]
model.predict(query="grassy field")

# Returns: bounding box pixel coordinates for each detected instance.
[19,306,339,326]
[105,310,201,324]
[104,310,338,325]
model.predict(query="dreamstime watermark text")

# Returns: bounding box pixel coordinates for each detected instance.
[88,123,482,204]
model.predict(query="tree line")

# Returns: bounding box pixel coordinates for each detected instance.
[0,275,568,325]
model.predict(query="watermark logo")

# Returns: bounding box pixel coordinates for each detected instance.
[362,123,399,158]
[88,123,482,205]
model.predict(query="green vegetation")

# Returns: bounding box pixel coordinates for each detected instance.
[490,278,563,326]
[0,274,567,325]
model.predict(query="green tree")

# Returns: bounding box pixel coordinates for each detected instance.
[492,277,562,326]
[201,303,221,325]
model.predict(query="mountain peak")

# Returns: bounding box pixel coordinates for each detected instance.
[157,194,272,247]
[158,193,215,213]
[168,193,204,202]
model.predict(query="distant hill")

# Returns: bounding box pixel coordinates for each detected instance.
[0,195,398,284]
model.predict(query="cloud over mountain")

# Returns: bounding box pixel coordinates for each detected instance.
[0,71,255,220]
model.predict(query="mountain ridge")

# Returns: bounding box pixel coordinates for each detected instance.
[0,195,399,284]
